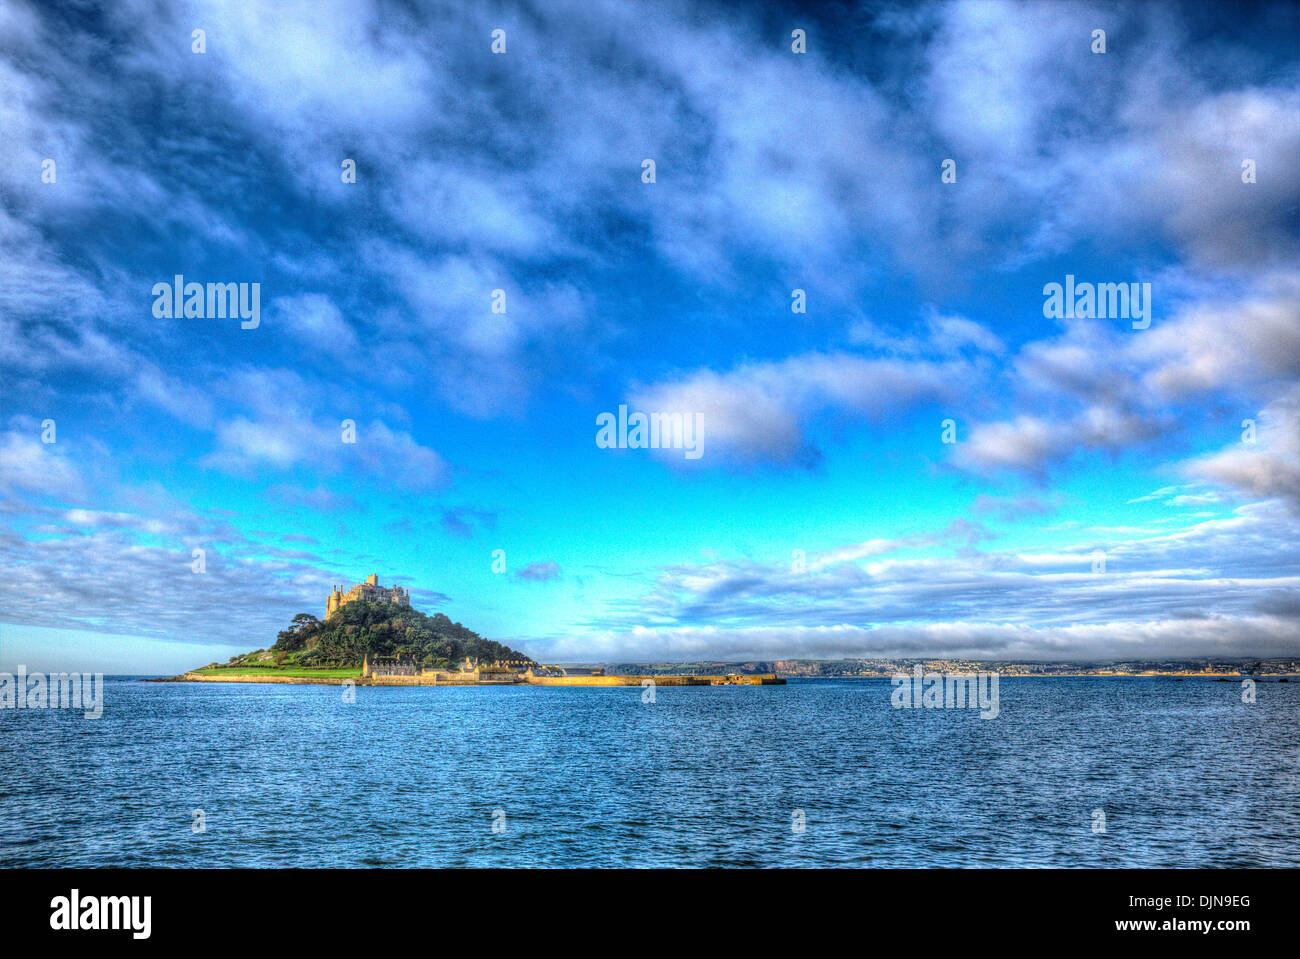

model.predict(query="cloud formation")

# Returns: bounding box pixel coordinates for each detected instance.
[1,0,1296,665]
[547,502,1300,660]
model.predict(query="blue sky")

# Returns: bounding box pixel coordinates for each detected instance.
[2,0,1298,672]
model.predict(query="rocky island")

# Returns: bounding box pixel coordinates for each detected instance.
[173,574,783,687]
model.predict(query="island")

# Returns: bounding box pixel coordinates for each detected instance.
[172,574,784,687]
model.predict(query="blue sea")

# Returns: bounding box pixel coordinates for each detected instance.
[2,677,1297,867]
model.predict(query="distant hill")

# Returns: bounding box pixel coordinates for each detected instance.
[247,600,532,670]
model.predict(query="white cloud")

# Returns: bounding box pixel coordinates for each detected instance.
[548,502,1300,659]
[269,294,359,357]
[953,416,1064,473]
[0,431,86,500]
[197,367,449,490]
[952,272,1299,480]
[631,351,980,465]
[1135,272,1300,399]
[1186,387,1300,507]
[534,616,1300,663]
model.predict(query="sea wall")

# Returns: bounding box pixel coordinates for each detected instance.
[525,674,784,686]
[180,671,346,685]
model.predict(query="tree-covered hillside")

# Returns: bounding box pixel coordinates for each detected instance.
[268,600,532,669]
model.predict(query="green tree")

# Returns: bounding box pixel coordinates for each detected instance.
[269,600,532,669]
[274,612,322,652]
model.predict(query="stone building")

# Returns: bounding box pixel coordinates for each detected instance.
[362,653,421,678]
[326,573,411,619]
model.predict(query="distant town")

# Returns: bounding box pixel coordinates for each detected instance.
[604,658,1300,678]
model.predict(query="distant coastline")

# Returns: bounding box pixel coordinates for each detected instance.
[165,665,785,687]
[160,658,1298,686]
[763,657,1300,679]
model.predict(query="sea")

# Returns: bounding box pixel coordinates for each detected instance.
[2,677,1296,867]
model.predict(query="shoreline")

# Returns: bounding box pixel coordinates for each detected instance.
[156,670,1296,687]
[167,670,786,687]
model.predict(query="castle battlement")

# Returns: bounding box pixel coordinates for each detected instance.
[326,573,411,619]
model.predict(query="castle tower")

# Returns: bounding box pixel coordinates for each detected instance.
[326,575,409,619]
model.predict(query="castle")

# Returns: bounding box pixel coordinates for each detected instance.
[326,574,411,619]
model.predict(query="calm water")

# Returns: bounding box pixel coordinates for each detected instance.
[2,677,1297,867]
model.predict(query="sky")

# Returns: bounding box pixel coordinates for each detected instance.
[1,0,1298,673]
